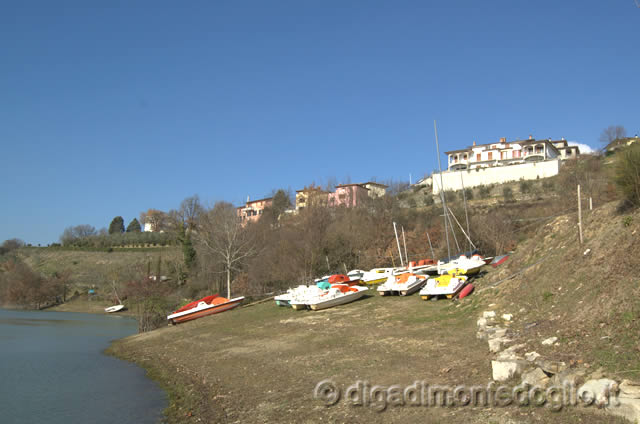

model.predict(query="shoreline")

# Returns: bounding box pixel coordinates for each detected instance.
[103,329,220,423]
[2,297,135,316]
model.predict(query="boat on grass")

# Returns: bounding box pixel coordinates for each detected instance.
[104,304,125,313]
[276,274,355,308]
[437,254,485,276]
[167,295,244,324]
[289,285,327,310]
[377,273,428,296]
[490,254,509,267]
[307,285,368,310]
[420,274,469,300]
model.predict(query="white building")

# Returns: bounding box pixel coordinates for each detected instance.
[445,136,561,171]
[432,136,576,195]
[361,182,388,198]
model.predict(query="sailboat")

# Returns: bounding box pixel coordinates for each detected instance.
[104,281,126,313]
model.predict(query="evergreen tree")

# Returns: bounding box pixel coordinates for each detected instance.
[108,216,125,234]
[183,232,197,269]
[126,218,142,233]
[177,223,197,270]
[272,189,292,218]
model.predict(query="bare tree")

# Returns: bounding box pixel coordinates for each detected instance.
[179,195,203,231]
[194,202,258,298]
[59,225,96,245]
[599,125,627,147]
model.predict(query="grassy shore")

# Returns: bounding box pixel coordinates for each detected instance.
[107,292,625,423]
[45,296,136,316]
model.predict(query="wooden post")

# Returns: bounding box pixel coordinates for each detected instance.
[578,185,583,244]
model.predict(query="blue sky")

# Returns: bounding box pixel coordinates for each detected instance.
[1,0,638,245]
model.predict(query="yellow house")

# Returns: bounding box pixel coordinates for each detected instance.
[295,186,328,211]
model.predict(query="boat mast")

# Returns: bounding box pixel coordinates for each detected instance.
[447,206,477,250]
[434,120,451,260]
[426,232,435,259]
[401,226,409,266]
[393,222,405,267]
[460,172,472,253]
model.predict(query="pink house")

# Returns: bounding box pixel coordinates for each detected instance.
[236,197,273,225]
[327,184,370,208]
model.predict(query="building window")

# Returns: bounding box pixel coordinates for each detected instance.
[476,153,481,161]
[463,154,467,160]
[488,152,493,160]
[567,149,572,156]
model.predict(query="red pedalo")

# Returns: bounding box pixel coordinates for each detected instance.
[458,284,474,299]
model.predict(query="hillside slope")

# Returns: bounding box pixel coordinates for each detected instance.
[15,247,179,295]
[107,203,639,423]
[476,200,640,380]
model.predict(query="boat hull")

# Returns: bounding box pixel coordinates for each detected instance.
[105,305,125,313]
[420,275,468,301]
[362,276,388,285]
[275,299,291,307]
[309,290,366,310]
[377,274,426,296]
[168,297,244,324]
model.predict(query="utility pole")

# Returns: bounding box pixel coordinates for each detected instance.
[578,185,583,244]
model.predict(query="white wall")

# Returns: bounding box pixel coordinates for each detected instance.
[432,159,560,194]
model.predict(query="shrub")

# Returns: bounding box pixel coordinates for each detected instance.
[542,179,554,191]
[125,277,174,332]
[519,180,533,194]
[503,187,514,201]
[443,191,457,202]
[463,188,474,201]
[614,144,640,208]
[478,185,491,198]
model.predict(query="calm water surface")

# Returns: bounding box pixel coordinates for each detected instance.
[0,308,166,424]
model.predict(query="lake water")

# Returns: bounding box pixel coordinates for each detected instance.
[0,308,166,424]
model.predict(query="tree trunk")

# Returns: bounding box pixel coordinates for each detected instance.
[226,266,231,299]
